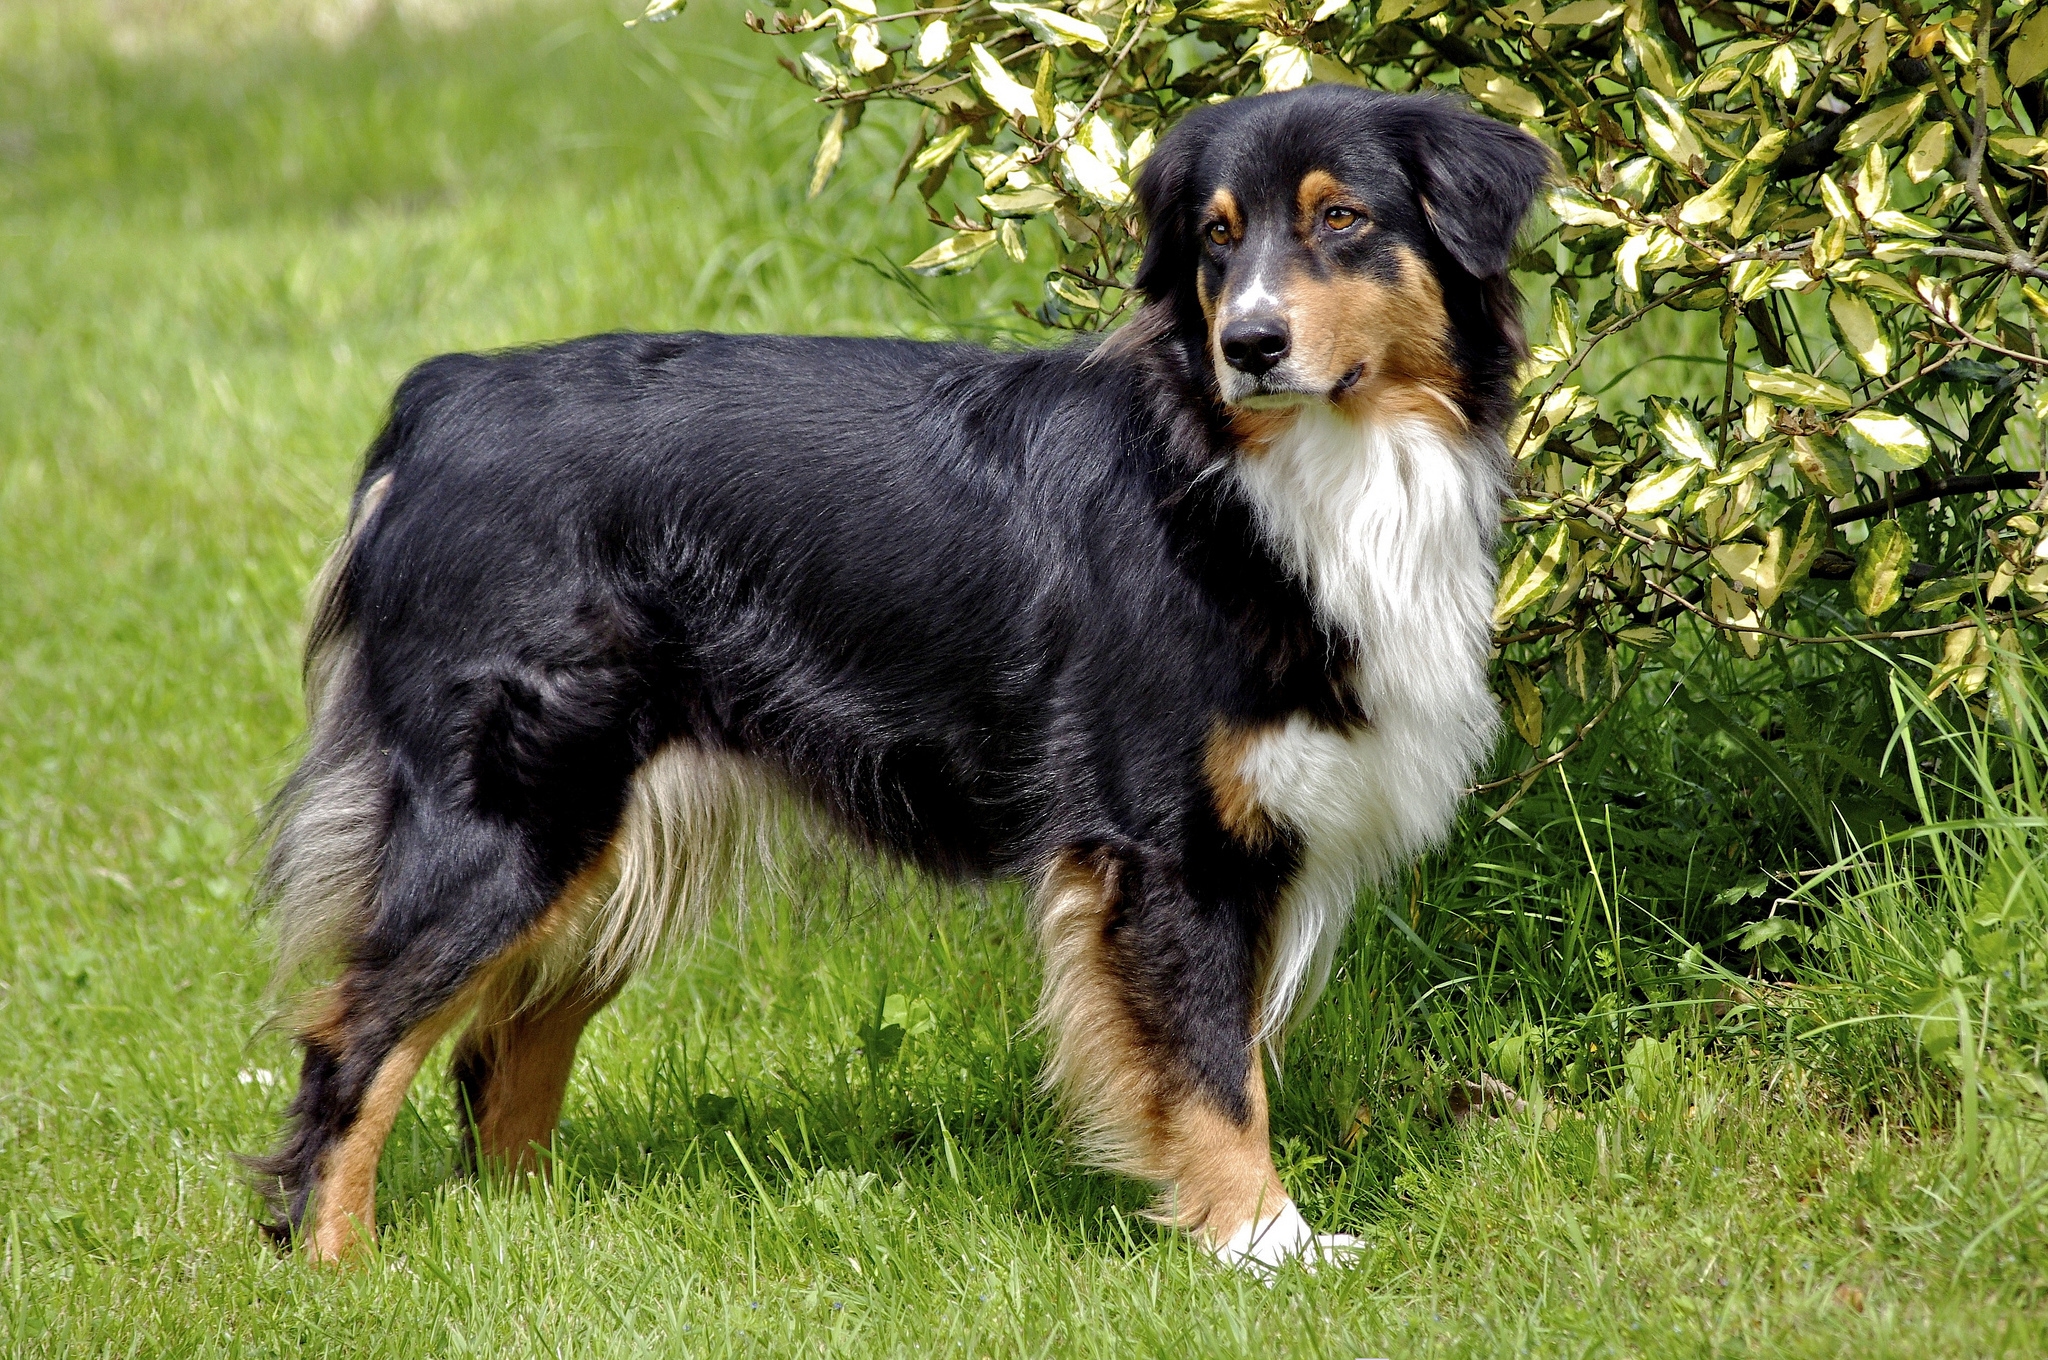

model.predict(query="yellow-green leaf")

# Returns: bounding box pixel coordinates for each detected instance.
[1619,624,1673,649]
[989,1,1109,50]
[1929,625,1991,699]
[1989,132,2048,165]
[1866,209,1941,238]
[2022,283,2048,326]
[1505,663,1545,749]
[1563,633,1606,701]
[1651,398,1716,468]
[1635,89,1704,168]
[915,18,951,66]
[1759,499,1830,609]
[1708,442,1779,487]
[809,108,849,198]
[980,184,1062,217]
[1818,172,1856,221]
[1905,120,1953,183]
[848,21,888,73]
[905,230,998,275]
[1745,368,1853,410]
[1537,0,1623,25]
[1251,34,1315,92]
[1625,461,1700,516]
[968,43,1038,120]
[2012,9,2048,88]
[1548,186,1625,228]
[912,124,975,174]
[1677,171,1744,226]
[1837,91,1924,154]
[1494,523,1570,623]
[1709,579,1762,657]
[1187,0,1278,18]
[1762,44,1800,98]
[1828,290,1890,377]
[1789,433,1856,497]
[1062,142,1129,206]
[1850,519,1913,615]
[1912,574,1985,612]
[1843,411,1932,472]
[1462,67,1545,119]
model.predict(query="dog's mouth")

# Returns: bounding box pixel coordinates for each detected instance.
[1227,363,1370,410]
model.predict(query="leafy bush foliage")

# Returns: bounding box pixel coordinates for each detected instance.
[643,0,2048,793]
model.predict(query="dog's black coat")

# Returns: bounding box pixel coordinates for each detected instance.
[253,86,1548,1242]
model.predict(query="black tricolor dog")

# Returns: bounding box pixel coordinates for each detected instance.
[253,86,1547,1268]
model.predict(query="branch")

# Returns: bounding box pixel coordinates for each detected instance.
[1829,472,2048,526]
[1965,0,2024,256]
[1645,576,2048,645]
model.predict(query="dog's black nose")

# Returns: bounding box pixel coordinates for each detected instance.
[1221,315,1291,375]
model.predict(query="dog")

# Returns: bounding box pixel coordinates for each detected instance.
[251,84,1547,1270]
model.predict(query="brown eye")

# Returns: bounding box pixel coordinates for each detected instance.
[1324,206,1360,231]
[1206,221,1232,246]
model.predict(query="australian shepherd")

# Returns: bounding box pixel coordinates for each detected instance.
[251,85,1548,1270]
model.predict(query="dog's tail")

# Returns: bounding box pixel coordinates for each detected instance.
[254,372,439,1000]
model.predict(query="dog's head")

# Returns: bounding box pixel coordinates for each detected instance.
[1131,87,1549,432]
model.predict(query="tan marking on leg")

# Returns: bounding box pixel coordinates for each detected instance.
[303,851,627,1262]
[459,978,620,1174]
[1033,850,1284,1247]
[1204,722,1279,850]
[308,1010,460,1263]
[1161,1058,1287,1246]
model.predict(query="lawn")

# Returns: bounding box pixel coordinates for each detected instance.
[2,2,2045,1355]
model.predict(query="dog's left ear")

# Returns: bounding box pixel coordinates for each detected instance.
[1397,100,1552,279]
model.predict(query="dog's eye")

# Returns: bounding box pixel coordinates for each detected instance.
[1324,207,1361,231]
[1205,221,1232,246]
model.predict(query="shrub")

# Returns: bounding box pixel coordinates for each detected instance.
[643,0,2048,795]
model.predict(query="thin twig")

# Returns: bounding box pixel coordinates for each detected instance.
[1470,659,1647,799]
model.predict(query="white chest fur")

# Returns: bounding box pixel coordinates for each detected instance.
[1228,405,1505,1037]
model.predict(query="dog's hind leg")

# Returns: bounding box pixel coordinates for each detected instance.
[1035,844,1354,1272]
[450,967,622,1178]
[255,797,611,1262]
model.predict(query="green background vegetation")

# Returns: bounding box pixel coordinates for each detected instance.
[2,1,2044,1354]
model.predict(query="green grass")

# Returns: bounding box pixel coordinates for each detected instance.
[4,3,2047,1354]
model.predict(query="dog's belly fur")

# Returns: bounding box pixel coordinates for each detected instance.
[1228,406,1503,1035]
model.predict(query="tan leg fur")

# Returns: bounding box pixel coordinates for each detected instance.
[1034,850,1285,1248]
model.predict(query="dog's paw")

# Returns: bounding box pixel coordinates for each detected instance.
[1210,1200,1362,1276]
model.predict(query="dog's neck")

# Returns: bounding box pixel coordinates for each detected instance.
[1228,402,1504,698]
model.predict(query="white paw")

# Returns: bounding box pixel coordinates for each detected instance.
[1210,1200,1363,1276]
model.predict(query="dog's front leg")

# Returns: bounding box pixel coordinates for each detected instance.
[1033,844,1357,1271]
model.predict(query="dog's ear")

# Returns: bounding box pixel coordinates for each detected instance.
[1397,100,1552,280]
[1131,113,1218,303]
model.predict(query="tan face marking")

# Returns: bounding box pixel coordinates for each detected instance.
[1208,171,1467,436]
[1294,169,1363,239]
